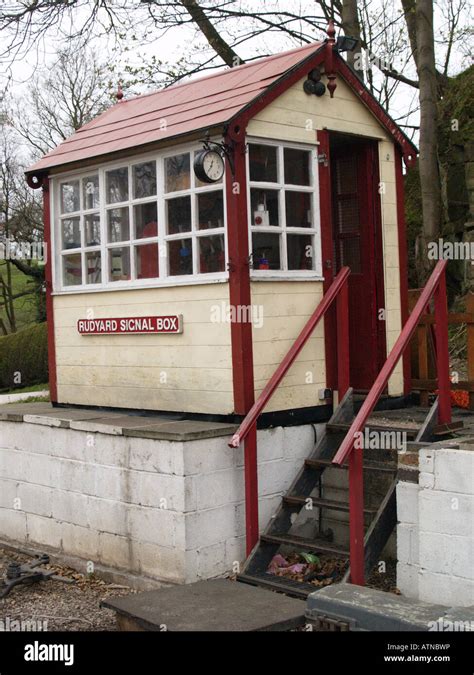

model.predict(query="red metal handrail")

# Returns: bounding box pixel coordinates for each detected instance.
[229,266,351,555]
[333,258,451,586]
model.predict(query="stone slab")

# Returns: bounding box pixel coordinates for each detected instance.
[306,583,474,631]
[0,402,237,441]
[102,578,305,631]
[123,420,238,441]
[0,402,56,421]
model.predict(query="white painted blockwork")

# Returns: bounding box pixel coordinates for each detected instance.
[0,421,321,583]
[397,448,474,607]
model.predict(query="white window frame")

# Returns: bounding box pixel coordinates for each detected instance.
[51,141,228,294]
[246,137,323,280]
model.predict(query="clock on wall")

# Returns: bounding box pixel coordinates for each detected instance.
[193,149,225,183]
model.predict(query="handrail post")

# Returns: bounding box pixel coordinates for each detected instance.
[349,449,365,585]
[337,278,350,399]
[245,424,259,555]
[434,269,452,425]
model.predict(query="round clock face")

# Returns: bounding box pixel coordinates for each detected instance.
[194,150,225,183]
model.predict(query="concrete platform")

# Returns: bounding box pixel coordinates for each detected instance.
[102,579,306,631]
[306,583,474,631]
[0,402,237,440]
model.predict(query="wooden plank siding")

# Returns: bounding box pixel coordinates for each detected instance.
[247,74,404,397]
[53,283,235,414]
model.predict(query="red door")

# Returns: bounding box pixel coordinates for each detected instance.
[326,135,386,390]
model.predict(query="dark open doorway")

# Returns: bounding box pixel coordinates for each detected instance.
[323,132,387,392]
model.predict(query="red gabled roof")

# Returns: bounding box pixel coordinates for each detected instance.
[26,39,417,177]
[26,42,323,175]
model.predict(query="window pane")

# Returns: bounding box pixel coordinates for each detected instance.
[287,234,314,270]
[168,239,193,276]
[250,189,279,227]
[60,181,80,213]
[284,148,311,185]
[109,247,130,282]
[84,213,100,246]
[85,250,102,284]
[63,253,82,286]
[134,202,158,239]
[106,167,128,203]
[197,191,224,230]
[61,217,81,249]
[165,153,190,192]
[133,162,156,199]
[107,207,130,243]
[285,191,312,228]
[135,243,159,279]
[82,175,99,210]
[252,232,281,270]
[199,235,225,273]
[249,144,278,182]
[167,196,191,235]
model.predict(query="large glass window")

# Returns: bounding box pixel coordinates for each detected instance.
[163,149,226,277]
[57,147,226,289]
[56,142,319,290]
[248,142,318,273]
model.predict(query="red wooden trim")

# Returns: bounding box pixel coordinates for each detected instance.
[318,130,337,391]
[225,123,258,554]
[43,177,57,403]
[434,273,452,424]
[244,424,259,555]
[225,126,255,415]
[229,267,350,448]
[333,259,449,467]
[333,56,418,166]
[368,141,387,373]
[395,146,411,395]
[336,280,349,399]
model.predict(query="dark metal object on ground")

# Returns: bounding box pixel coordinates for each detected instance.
[0,553,74,598]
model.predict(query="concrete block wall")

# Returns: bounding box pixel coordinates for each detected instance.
[397,447,474,607]
[0,420,321,584]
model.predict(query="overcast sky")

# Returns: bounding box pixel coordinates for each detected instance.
[1,0,472,150]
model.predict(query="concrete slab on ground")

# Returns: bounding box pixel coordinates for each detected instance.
[102,579,306,631]
[306,583,474,631]
[0,402,237,440]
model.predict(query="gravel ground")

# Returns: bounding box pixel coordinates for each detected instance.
[0,548,136,631]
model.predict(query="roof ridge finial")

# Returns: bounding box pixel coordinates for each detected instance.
[116,81,124,103]
[326,19,336,44]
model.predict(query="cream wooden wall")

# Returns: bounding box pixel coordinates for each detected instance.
[53,73,405,416]
[53,283,235,414]
[247,73,404,396]
[251,281,326,412]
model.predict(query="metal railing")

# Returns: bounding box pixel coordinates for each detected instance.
[332,259,451,585]
[229,266,351,555]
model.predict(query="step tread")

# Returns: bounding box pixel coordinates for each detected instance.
[327,421,419,437]
[237,572,317,599]
[283,494,378,514]
[260,533,349,557]
[305,457,396,473]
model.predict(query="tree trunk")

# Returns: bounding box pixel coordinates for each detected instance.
[416,0,442,279]
[341,0,363,76]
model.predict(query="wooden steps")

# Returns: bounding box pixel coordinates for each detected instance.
[283,494,379,514]
[304,457,396,473]
[260,533,350,557]
[237,391,449,599]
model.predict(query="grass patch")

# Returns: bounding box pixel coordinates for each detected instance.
[0,382,49,395]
